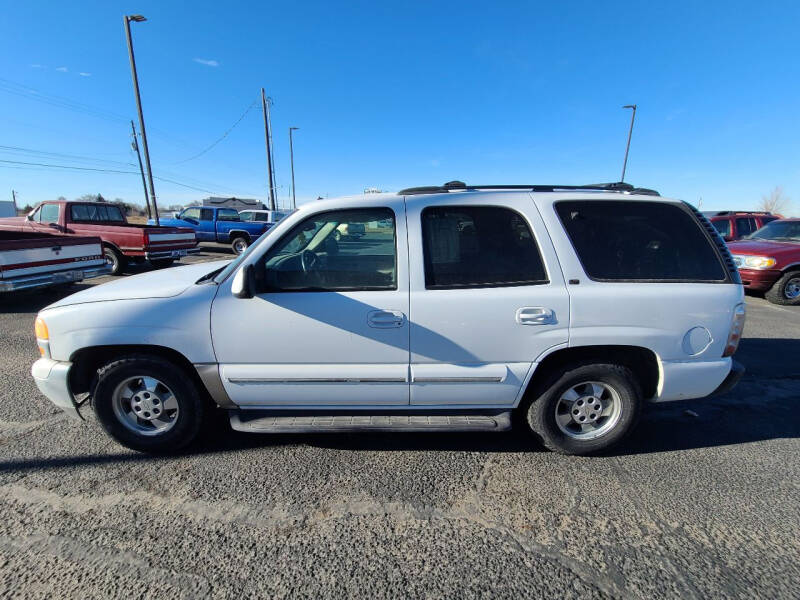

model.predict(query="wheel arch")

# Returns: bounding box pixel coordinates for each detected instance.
[521,344,660,405]
[69,344,212,402]
[227,230,251,243]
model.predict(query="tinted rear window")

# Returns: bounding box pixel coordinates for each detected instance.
[70,204,125,223]
[555,201,726,282]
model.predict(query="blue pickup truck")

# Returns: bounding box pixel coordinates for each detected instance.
[150,206,270,254]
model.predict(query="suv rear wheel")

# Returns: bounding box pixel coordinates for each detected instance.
[765,270,800,306]
[524,362,642,455]
[92,355,205,453]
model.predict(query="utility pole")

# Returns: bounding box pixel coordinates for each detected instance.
[130,120,151,218]
[620,104,637,183]
[261,88,276,211]
[124,14,159,225]
[289,127,299,210]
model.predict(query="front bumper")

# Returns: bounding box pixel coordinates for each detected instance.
[0,264,111,293]
[31,358,82,420]
[738,268,781,291]
[144,247,200,260]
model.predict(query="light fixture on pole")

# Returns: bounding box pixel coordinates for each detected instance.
[620,104,637,183]
[289,127,299,210]
[124,14,160,224]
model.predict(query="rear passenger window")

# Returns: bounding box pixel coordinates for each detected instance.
[421,206,548,289]
[555,201,726,282]
[713,219,731,238]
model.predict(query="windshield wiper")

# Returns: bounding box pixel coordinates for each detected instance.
[196,266,225,284]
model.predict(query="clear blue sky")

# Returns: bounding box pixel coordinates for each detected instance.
[1,0,799,213]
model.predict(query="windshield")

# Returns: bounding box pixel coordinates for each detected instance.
[747,220,800,241]
[212,222,282,283]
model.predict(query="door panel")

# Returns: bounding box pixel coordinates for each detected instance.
[405,193,569,407]
[211,201,410,407]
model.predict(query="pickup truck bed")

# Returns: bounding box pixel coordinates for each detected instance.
[0,231,109,292]
[0,201,198,275]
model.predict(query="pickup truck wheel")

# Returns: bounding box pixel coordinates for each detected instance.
[103,247,126,276]
[524,363,642,456]
[150,258,175,269]
[92,356,205,453]
[765,270,800,306]
[231,236,249,255]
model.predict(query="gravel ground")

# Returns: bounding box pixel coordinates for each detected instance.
[0,247,798,599]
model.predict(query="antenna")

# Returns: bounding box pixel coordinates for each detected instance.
[621,104,637,182]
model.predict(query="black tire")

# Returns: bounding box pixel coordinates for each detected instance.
[149,258,175,269]
[103,246,127,276]
[765,270,800,306]
[231,236,249,255]
[524,362,642,456]
[92,355,205,453]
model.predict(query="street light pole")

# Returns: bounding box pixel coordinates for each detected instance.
[130,120,151,219]
[289,127,299,210]
[620,104,637,183]
[261,88,276,211]
[124,14,159,225]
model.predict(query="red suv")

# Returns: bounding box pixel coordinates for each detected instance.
[705,211,779,241]
[727,218,800,305]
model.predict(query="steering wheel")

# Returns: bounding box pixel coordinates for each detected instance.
[301,249,319,273]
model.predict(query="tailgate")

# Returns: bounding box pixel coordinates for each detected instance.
[144,227,197,249]
[0,236,105,280]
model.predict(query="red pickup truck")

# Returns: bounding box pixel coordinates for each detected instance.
[0,201,198,275]
[727,218,800,305]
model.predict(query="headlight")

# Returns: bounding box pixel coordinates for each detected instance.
[731,255,777,270]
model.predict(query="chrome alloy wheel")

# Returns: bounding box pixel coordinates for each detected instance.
[784,277,800,300]
[111,376,179,436]
[232,238,248,255]
[554,381,622,440]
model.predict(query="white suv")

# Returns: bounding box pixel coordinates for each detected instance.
[31,182,746,455]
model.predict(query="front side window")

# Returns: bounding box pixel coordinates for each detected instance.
[555,200,726,282]
[261,208,397,291]
[736,217,756,237]
[181,208,201,220]
[217,208,240,222]
[421,206,548,289]
[239,211,253,222]
[39,204,60,223]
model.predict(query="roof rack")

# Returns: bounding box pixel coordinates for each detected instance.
[398,181,660,196]
[704,210,772,216]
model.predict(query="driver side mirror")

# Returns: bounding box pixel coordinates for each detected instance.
[26,214,33,221]
[232,264,257,299]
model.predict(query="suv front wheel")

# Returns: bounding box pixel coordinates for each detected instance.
[92,355,205,453]
[525,362,642,455]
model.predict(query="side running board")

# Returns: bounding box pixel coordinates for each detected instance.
[229,411,512,433]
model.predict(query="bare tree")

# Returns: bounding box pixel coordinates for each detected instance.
[758,186,791,215]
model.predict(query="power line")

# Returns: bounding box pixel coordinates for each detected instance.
[0,159,137,174]
[172,98,260,164]
[0,144,138,168]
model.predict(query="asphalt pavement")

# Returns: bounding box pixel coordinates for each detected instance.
[0,247,798,599]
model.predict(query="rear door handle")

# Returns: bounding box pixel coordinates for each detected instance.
[516,307,555,326]
[368,309,406,328]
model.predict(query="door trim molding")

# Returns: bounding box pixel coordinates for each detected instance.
[227,377,408,384]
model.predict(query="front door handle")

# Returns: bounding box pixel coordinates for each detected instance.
[516,307,555,326]
[368,309,406,328]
